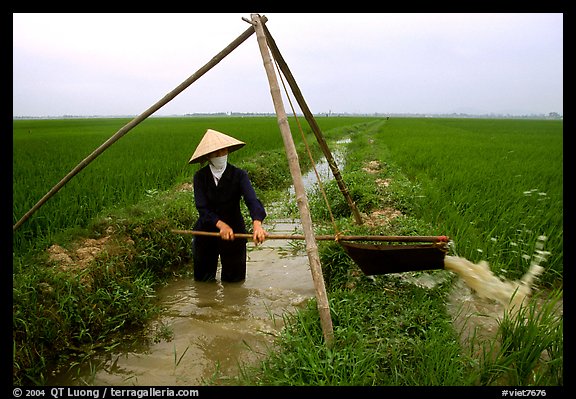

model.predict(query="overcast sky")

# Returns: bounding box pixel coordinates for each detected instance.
[13,13,563,117]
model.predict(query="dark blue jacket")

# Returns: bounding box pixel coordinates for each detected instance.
[193,163,266,233]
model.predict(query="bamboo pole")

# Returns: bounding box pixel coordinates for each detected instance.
[13,17,267,232]
[171,229,448,243]
[262,24,364,225]
[251,13,334,346]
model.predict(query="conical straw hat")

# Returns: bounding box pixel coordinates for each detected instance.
[188,129,246,164]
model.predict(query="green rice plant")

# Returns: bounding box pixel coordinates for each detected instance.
[13,116,379,255]
[374,118,562,285]
[493,289,562,385]
[461,288,563,386]
[12,117,279,254]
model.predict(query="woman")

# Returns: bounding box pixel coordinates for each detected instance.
[189,129,267,282]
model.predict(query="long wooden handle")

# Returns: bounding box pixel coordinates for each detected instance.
[171,229,448,242]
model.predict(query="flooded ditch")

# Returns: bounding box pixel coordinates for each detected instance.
[48,219,315,386]
[47,141,349,386]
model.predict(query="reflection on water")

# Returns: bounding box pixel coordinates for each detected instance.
[288,138,348,197]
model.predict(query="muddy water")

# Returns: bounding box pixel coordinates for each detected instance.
[443,245,557,355]
[48,219,315,386]
[399,254,556,358]
[47,142,349,386]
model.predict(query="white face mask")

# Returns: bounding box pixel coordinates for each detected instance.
[209,154,227,170]
[208,154,227,185]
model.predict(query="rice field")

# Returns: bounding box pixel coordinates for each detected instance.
[13,116,563,282]
[12,115,563,386]
[12,116,376,254]
[375,118,563,284]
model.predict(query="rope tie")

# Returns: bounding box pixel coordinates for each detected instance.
[334,231,344,242]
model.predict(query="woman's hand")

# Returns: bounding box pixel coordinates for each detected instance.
[252,220,267,245]
[216,220,234,240]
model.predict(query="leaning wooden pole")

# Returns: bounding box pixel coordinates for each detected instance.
[13,17,266,232]
[262,24,363,225]
[251,13,334,345]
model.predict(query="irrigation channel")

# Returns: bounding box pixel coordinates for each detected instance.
[49,218,315,386]
[46,140,349,386]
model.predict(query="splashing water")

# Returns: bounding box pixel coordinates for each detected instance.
[444,235,548,314]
